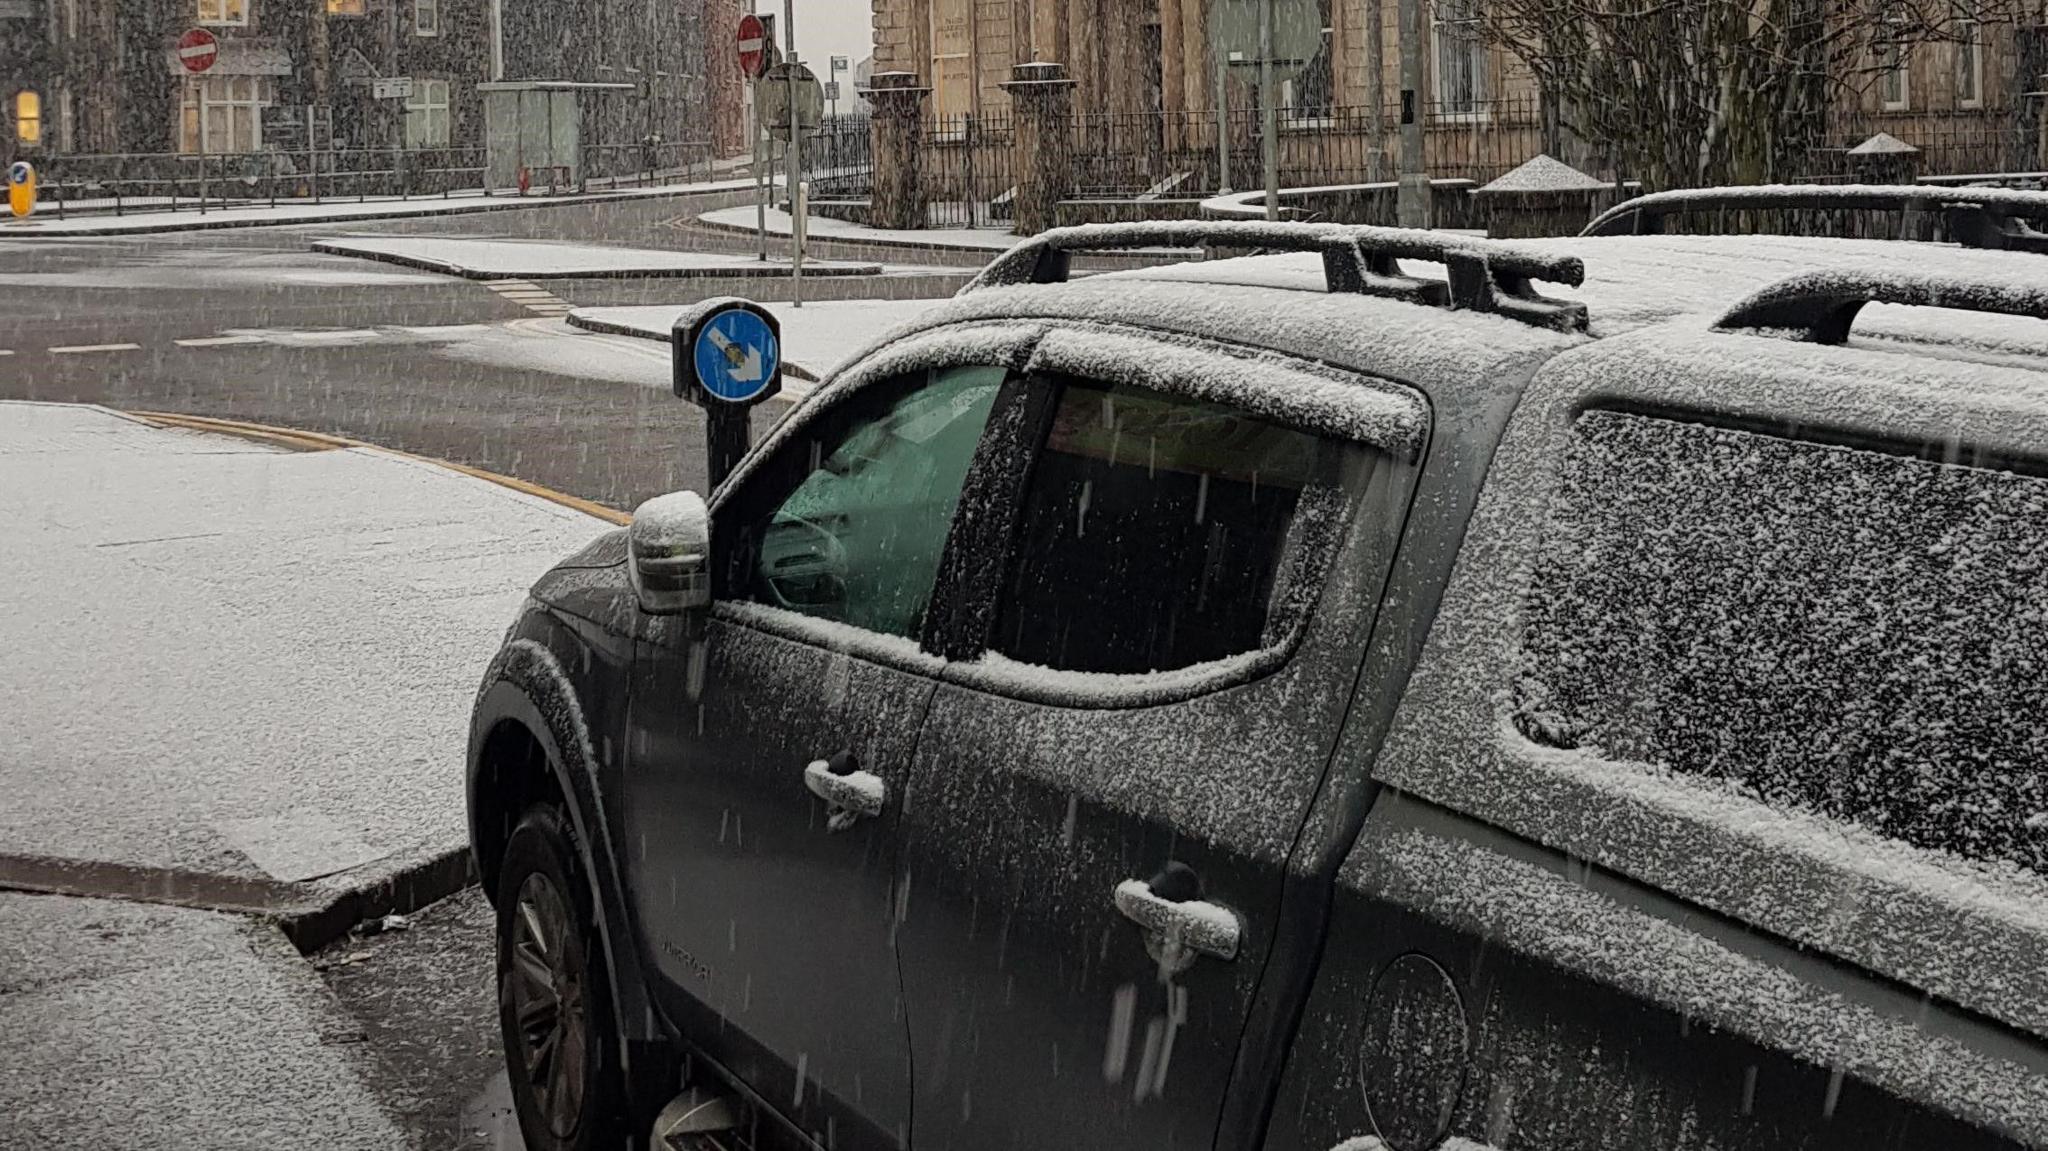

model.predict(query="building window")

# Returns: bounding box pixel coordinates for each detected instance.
[1956,11,1982,107]
[405,78,450,147]
[1880,43,1911,109]
[197,0,246,26]
[1879,6,1911,111]
[1281,0,1335,120]
[63,0,78,39]
[1432,0,1487,115]
[57,88,73,151]
[327,0,364,15]
[414,0,437,35]
[179,76,270,153]
[930,0,971,121]
[14,90,40,146]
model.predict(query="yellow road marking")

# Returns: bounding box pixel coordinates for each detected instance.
[124,410,631,525]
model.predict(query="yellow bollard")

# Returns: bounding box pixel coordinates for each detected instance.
[7,161,33,219]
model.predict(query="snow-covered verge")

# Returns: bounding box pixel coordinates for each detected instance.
[0,176,763,237]
[0,402,609,893]
[311,235,884,280]
[567,298,954,383]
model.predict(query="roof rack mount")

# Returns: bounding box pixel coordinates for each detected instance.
[1713,269,2048,344]
[963,221,1591,333]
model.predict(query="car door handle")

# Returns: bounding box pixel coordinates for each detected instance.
[1113,868,1241,970]
[803,752,886,831]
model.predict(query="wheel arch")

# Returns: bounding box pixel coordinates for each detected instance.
[468,638,665,1070]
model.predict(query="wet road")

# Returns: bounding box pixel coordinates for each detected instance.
[0,187,981,509]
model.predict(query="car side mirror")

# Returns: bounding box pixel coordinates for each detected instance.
[628,491,712,614]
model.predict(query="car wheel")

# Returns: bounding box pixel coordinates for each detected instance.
[497,805,625,1151]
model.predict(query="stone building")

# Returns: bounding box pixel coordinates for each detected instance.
[3,0,737,163]
[868,0,1536,123]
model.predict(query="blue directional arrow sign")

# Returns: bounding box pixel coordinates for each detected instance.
[691,307,781,404]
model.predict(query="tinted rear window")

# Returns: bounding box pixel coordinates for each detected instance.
[1515,410,2048,873]
[993,378,1322,675]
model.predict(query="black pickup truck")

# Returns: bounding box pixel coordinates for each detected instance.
[470,192,2048,1151]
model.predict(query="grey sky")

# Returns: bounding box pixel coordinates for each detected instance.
[748,1,874,72]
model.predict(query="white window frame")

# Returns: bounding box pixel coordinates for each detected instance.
[1431,0,1489,118]
[1955,14,1982,108]
[414,0,438,35]
[179,75,271,153]
[404,77,451,148]
[1881,42,1911,110]
[197,0,247,27]
[1879,7,1912,111]
[1280,0,1336,126]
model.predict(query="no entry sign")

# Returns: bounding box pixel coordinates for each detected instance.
[736,13,768,79]
[177,27,219,74]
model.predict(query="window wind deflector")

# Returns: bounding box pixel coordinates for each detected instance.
[962,221,1589,333]
[1581,183,2048,255]
[1711,269,2048,345]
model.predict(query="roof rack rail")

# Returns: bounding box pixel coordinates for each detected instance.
[1581,183,2048,254]
[962,221,1590,332]
[1712,270,2048,344]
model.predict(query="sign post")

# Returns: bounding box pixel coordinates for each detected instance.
[758,59,822,304]
[177,28,219,214]
[783,0,803,307]
[1208,0,1321,221]
[738,12,770,260]
[8,161,35,219]
[673,298,783,490]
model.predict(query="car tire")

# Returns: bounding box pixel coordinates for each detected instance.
[496,804,627,1151]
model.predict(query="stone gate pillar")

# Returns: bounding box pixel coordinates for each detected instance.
[867,72,929,231]
[1002,61,1076,237]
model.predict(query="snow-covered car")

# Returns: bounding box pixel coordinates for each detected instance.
[468,193,2048,1151]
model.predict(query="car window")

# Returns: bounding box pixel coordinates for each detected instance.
[991,377,1325,675]
[1515,409,2048,874]
[724,364,1004,640]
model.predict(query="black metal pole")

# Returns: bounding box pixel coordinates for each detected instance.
[705,407,751,491]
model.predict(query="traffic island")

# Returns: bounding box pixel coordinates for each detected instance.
[311,234,885,280]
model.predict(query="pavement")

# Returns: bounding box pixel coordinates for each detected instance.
[0,402,609,898]
[311,234,887,280]
[0,893,411,1151]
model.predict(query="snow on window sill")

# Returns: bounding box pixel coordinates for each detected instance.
[1429,110,1492,126]
[1280,116,1335,132]
[951,645,1287,710]
[714,599,941,673]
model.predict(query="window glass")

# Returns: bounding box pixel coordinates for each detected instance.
[405,79,450,147]
[993,379,1323,675]
[1432,0,1487,113]
[198,0,245,24]
[727,365,1004,640]
[1516,410,2048,874]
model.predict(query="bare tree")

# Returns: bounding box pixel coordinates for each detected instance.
[1480,0,2031,188]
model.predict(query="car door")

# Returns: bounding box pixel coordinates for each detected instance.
[895,350,1423,1151]
[623,361,1011,1149]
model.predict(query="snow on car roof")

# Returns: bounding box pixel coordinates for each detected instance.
[912,271,1585,404]
[1104,232,2048,362]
